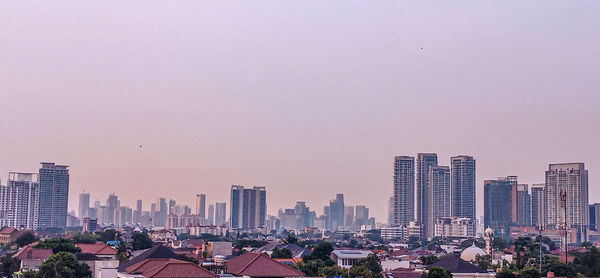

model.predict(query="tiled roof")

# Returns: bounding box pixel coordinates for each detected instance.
[0,227,18,235]
[126,258,184,273]
[426,256,486,274]
[140,260,217,278]
[13,246,53,260]
[226,252,305,277]
[76,243,117,256]
[119,244,181,272]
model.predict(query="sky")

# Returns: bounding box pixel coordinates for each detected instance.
[1,1,599,222]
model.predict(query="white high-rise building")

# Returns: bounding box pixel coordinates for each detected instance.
[544,163,589,234]
[0,173,40,229]
[451,155,476,220]
[393,156,415,226]
[428,166,451,237]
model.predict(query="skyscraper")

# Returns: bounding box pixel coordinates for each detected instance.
[38,162,69,230]
[427,166,450,237]
[531,184,545,228]
[393,156,414,226]
[208,204,214,225]
[230,185,266,229]
[168,199,176,215]
[544,163,589,234]
[328,194,345,230]
[451,155,476,220]
[157,198,167,227]
[133,199,142,224]
[355,205,369,228]
[484,178,513,239]
[196,194,206,218]
[215,202,226,226]
[0,173,40,229]
[78,193,90,219]
[417,153,437,236]
[344,206,354,229]
[106,194,118,225]
[514,184,531,227]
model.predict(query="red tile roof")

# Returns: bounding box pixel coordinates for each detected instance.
[13,245,53,260]
[126,258,182,274]
[76,242,118,256]
[0,227,18,235]
[226,253,305,277]
[141,261,217,278]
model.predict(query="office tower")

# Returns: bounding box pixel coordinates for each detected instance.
[78,193,90,219]
[417,153,438,236]
[133,199,142,224]
[388,197,394,225]
[393,156,415,226]
[215,202,226,226]
[87,207,97,219]
[545,163,589,234]
[531,184,545,228]
[208,204,214,225]
[328,194,345,230]
[106,194,118,225]
[0,173,40,229]
[484,178,513,239]
[451,155,476,219]
[355,205,369,228]
[514,184,531,226]
[169,199,176,215]
[183,205,191,215]
[230,185,267,229]
[115,206,132,227]
[427,166,451,237]
[295,201,311,228]
[38,162,70,230]
[156,198,167,227]
[196,194,206,218]
[150,203,156,226]
[344,206,354,228]
[590,203,600,231]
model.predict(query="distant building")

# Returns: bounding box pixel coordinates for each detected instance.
[196,194,206,218]
[328,194,345,230]
[208,204,214,225]
[428,165,451,238]
[450,156,476,220]
[393,156,415,226]
[381,225,406,240]
[230,185,266,229]
[331,250,373,269]
[0,172,40,229]
[434,217,476,238]
[484,177,513,239]
[38,162,69,230]
[514,184,531,226]
[590,203,600,231]
[215,202,226,226]
[531,184,545,228]
[417,153,438,238]
[544,163,589,237]
[355,205,369,229]
[82,217,98,233]
[79,193,90,219]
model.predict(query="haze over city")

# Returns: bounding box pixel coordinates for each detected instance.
[1,1,599,221]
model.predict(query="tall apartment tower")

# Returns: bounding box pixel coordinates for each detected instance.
[417,153,438,236]
[215,202,226,226]
[230,185,266,229]
[78,193,90,219]
[544,163,589,234]
[133,199,143,224]
[514,184,531,226]
[484,178,513,239]
[196,194,206,218]
[531,184,545,228]
[427,166,450,237]
[451,155,476,220]
[106,194,118,225]
[393,156,415,226]
[208,204,214,225]
[0,173,40,229]
[38,162,70,230]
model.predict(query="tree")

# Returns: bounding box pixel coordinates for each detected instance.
[131,232,153,251]
[1,255,20,277]
[492,237,509,250]
[496,269,517,278]
[271,248,293,259]
[574,246,600,277]
[542,262,576,278]
[38,252,91,278]
[34,239,81,254]
[97,229,119,243]
[16,231,39,247]
[474,254,491,270]
[421,255,440,265]
[286,235,298,245]
[421,267,452,278]
[520,268,541,278]
[362,253,383,278]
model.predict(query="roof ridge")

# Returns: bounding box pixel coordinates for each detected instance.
[238,253,263,273]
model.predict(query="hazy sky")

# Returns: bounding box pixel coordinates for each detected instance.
[1,2,599,221]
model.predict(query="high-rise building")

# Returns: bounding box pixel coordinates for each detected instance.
[514,184,531,227]
[531,184,545,228]
[417,153,437,237]
[545,163,589,234]
[328,194,345,230]
[208,204,214,225]
[427,166,451,237]
[230,185,266,229]
[388,197,394,225]
[355,205,369,228]
[589,203,600,231]
[106,194,118,225]
[156,198,167,227]
[215,202,226,226]
[0,173,40,229]
[169,199,176,215]
[344,206,354,229]
[196,194,206,218]
[484,178,513,239]
[393,156,415,226]
[38,162,70,230]
[133,199,142,224]
[78,193,90,219]
[451,155,476,220]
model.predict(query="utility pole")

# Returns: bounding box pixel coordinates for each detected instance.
[560,188,568,263]
[538,226,543,272]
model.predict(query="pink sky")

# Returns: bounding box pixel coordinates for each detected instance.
[1,2,599,221]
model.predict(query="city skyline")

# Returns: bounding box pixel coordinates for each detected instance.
[1,2,599,222]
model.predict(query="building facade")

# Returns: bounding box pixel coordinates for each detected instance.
[434,217,476,238]
[428,166,451,238]
[450,156,476,220]
[230,185,266,229]
[417,153,438,238]
[0,173,40,229]
[484,178,513,239]
[38,162,69,230]
[544,163,589,236]
[393,156,415,226]
[531,184,545,228]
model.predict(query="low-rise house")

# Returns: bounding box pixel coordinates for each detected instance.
[255,242,310,259]
[425,257,494,278]
[118,244,181,273]
[225,252,305,278]
[330,250,373,269]
[119,258,217,278]
[205,241,232,258]
[77,253,119,278]
[13,245,54,273]
[77,242,118,259]
[0,227,22,244]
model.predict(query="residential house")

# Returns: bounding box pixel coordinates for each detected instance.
[225,253,305,278]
